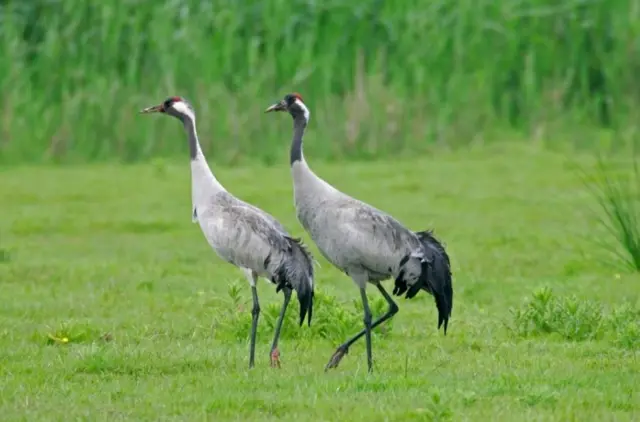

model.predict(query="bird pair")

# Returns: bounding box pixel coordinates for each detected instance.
[140,93,453,373]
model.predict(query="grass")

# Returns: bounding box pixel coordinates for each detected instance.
[582,156,640,271]
[0,144,638,421]
[2,0,640,163]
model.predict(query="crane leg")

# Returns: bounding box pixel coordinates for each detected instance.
[248,278,260,369]
[270,287,292,368]
[325,283,398,371]
[361,288,373,372]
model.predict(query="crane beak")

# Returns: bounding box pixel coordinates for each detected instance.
[264,100,286,113]
[140,104,164,114]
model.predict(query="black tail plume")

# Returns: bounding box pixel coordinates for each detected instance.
[416,230,453,334]
[278,236,315,327]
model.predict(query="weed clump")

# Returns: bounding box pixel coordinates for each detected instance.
[608,304,640,350]
[40,321,106,346]
[211,281,392,344]
[509,287,604,341]
[509,287,639,348]
[583,157,640,272]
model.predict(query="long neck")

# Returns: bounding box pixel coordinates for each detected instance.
[290,115,307,165]
[184,117,202,160]
[183,116,226,195]
[288,112,338,208]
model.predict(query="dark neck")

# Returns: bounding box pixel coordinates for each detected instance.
[183,117,199,160]
[290,114,307,165]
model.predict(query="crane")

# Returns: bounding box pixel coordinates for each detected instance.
[265,93,453,373]
[140,96,315,368]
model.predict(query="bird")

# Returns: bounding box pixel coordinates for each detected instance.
[140,96,315,369]
[265,93,453,373]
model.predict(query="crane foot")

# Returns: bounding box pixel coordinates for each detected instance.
[270,348,281,368]
[324,345,349,371]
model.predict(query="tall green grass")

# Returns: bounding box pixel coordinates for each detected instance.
[584,156,640,271]
[1,0,639,164]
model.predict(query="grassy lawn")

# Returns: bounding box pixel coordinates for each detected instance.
[0,144,638,421]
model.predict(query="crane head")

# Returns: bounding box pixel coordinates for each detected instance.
[140,96,195,121]
[265,93,309,122]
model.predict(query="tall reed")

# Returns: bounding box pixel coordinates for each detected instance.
[1,0,638,164]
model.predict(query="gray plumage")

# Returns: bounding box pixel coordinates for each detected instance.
[198,190,314,315]
[294,177,451,323]
[141,96,314,369]
[266,93,452,372]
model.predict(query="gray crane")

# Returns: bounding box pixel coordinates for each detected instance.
[140,96,314,369]
[265,93,453,373]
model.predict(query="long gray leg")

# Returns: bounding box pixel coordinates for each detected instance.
[361,287,373,372]
[244,269,260,369]
[325,283,399,371]
[270,287,292,368]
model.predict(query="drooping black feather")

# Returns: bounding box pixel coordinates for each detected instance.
[393,269,408,296]
[415,230,453,334]
[272,236,315,327]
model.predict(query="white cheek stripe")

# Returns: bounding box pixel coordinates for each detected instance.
[172,101,195,121]
[294,99,310,123]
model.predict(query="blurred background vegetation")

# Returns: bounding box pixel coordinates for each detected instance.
[0,0,638,165]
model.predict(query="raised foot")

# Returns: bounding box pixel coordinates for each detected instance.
[324,345,349,371]
[270,348,281,368]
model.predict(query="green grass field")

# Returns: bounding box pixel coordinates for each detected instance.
[0,144,638,421]
[2,1,639,419]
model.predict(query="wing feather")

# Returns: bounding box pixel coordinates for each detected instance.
[331,201,417,274]
[198,193,290,270]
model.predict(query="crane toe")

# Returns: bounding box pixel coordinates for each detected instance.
[324,345,349,371]
[270,348,281,368]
